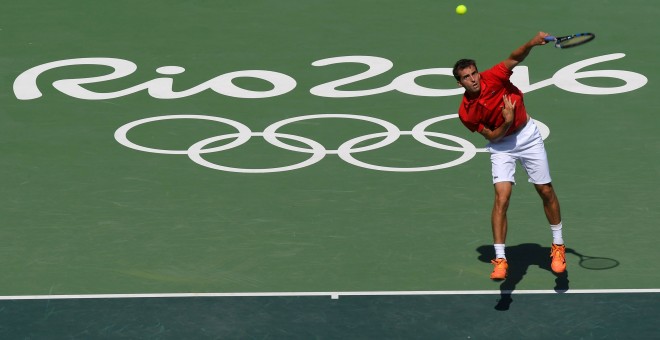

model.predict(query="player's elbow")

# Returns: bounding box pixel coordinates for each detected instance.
[483,131,504,143]
[485,135,499,142]
[479,129,496,141]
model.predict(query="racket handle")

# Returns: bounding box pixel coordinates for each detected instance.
[544,36,556,42]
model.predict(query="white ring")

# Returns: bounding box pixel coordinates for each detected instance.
[114,115,251,155]
[412,114,487,153]
[338,131,476,172]
[262,114,400,154]
[187,132,326,173]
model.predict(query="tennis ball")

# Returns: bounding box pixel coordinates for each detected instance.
[456,5,467,15]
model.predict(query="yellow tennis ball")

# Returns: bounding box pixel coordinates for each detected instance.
[456,5,467,15]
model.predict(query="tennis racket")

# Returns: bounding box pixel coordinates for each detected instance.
[544,33,595,49]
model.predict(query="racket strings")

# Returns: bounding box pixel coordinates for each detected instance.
[557,34,595,48]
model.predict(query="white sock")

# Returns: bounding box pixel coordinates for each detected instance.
[551,222,564,245]
[494,244,506,259]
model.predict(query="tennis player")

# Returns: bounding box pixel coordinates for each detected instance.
[453,32,566,280]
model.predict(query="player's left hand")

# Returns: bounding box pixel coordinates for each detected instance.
[502,95,516,123]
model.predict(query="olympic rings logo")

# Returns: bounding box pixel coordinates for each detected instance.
[114,114,550,173]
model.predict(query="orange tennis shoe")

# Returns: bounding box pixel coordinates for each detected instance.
[550,244,567,273]
[490,258,508,280]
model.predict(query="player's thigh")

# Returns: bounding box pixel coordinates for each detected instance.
[490,152,516,184]
[520,144,552,185]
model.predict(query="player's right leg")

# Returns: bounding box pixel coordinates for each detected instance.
[490,181,512,280]
[492,181,512,245]
[488,151,516,280]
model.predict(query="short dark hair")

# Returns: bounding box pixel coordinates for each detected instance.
[453,59,477,81]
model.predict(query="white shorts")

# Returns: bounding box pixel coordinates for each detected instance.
[487,119,552,185]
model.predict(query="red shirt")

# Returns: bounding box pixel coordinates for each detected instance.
[458,62,528,136]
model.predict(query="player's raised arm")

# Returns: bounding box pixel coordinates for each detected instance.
[502,32,550,71]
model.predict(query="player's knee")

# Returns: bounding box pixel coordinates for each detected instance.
[493,182,512,210]
[536,183,556,202]
[494,193,510,210]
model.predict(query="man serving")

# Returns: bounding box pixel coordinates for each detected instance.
[453,32,567,280]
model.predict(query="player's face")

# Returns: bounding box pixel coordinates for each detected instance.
[457,65,481,95]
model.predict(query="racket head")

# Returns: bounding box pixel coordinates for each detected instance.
[545,33,596,49]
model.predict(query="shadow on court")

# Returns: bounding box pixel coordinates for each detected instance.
[476,243,622,311]
[476,244,622,311]
[476,243,572,311]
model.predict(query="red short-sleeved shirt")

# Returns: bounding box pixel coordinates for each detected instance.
[458,62,528,136]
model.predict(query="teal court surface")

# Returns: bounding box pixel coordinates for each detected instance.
[0,0,658,338]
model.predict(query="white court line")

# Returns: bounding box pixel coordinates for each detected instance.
[0,289,658,301]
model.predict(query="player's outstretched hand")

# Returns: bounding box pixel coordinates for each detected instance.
[533,31,551,45]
